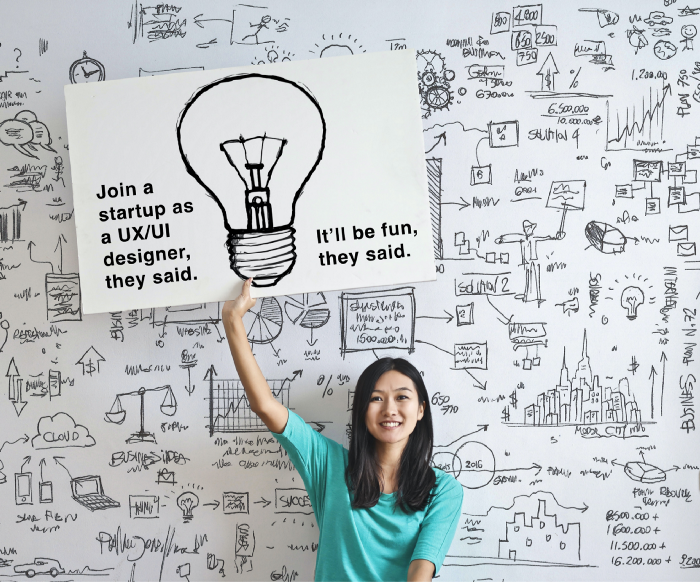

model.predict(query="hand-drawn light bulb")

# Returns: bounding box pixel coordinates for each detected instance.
[621,286,645,320]
[177,491,199,522]
[177,73,326,287]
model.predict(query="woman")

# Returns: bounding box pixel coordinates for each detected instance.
[223,279,463,581]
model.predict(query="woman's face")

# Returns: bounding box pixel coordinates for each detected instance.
[365,370,425,446]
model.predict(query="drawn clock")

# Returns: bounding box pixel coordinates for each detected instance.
[69,51,105,83]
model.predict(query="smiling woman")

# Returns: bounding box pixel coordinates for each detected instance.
[222,279,463,582]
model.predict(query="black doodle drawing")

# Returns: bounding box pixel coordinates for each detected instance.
[76,346,104,375]
[71,474,120,511]
[176,491,199,522]
[13,558,64,578]
[105,385,177,443]
[177,73,326,286]
[31,412,96,449]
[128,2,186,43]
[206,366,295,434]
[309,33,365,58]
[7,357,27,417]
[68,50,105,83]
[0,111,56,159]
[230,4,289,45]
[416,50,455,118]
[495,220,564,305]
[606,84,671,151]
[510,330,645,430]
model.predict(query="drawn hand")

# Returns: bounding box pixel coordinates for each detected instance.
[222,278,257,321]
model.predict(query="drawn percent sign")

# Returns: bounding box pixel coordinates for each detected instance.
[432,440,495,489]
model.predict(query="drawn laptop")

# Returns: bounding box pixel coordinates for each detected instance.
[70,475,120,511]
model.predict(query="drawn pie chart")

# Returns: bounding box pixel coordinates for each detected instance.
[284,293,331,329]
[243,297,283,344]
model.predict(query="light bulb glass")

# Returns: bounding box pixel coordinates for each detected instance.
[621,286,644,320]
[177,73,326,286]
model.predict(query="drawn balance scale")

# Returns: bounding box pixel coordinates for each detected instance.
[105,385,177,443]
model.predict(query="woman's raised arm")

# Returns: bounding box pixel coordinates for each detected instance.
[222,278,289,434]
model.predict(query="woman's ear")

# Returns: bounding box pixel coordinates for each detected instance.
[417,400,425,421]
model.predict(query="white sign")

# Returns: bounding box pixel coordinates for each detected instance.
[65,51,435,313]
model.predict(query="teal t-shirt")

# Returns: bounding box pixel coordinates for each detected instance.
[271,409,463,582]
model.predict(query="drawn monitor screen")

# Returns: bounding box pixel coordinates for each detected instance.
[73,477,100,496]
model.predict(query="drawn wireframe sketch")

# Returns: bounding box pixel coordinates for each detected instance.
[495,220,564,304]
[105,385,177,443]
[177,74,325,286]
[0,110,56,159]
[71,475,120,511]
[416,50,455,118]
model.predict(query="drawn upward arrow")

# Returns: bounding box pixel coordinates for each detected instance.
[659,351,667,416]
[27,241,55,273]
[434,425,489,451]
[538,52,559,92]
[20,456,31,473]
[425,131,447,154]
[54,234,67,274]
[39,458,46,482]
[417,310,454,324]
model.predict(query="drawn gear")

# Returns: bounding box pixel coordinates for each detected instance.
[416,49,454,117]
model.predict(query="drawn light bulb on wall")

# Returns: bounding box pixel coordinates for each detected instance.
[177,74,326,287]
[177,491,199,523]
[621,286,645,320]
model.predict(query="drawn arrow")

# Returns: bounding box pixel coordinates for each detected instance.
[288,370,303,382]
[417,310,454,324]
[434,425,489,450]
[203,364,218,381]
[659,351,667,416]
[7,357,27,416]
[203,500,220,510]
[663,465,680,473]
[486,296,513,325]
[254,497,271,508]
[39,457,46,482]
[0,434,29,452]
[270,341,281,358]
[307,328,318,347]
[53,456,72,479]
[27,241,55,273]
[54,234,67,274]
[20,456,31,473]
[425,131,447,154]
[538,52,559,92]
[415,339,453,356]
[457,368,487,391]
[649,365,657,419]
[440,197,471,210]
[495,463,542,477]
[194,13,233,27]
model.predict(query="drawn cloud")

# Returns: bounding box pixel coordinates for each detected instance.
[32,412,96,449]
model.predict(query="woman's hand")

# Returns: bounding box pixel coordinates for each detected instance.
[222,278,257,322]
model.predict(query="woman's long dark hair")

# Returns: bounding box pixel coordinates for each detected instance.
[345,357,435,512]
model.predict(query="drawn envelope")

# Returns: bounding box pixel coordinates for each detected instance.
[156,469,176,485]
[677,242,697,256]
[669,225,689,242]
[679,192,700,213]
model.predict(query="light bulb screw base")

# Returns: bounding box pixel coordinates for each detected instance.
[227,226,296,287]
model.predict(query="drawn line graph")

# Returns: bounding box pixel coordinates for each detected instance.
[606,84,671,151]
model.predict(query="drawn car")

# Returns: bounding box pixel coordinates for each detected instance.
[13,558,64,578]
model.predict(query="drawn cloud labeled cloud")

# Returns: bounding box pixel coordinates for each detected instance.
[32,412,96,450]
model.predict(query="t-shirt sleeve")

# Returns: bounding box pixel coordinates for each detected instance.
[270,409,330,514]
[410,473,464,575]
